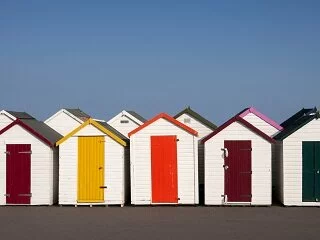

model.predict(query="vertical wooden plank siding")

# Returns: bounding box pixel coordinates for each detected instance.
[151,136,178,203]
[224,140,252,202]
[78,136,104,203]
[6,144,31,204]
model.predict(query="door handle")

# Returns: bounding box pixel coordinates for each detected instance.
[223,165,229,170]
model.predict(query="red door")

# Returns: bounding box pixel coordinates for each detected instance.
[151,136,178,203]
[6,144,31,204]
[224,140,252,202]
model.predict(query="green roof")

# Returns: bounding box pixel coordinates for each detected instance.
[274,107,319,140]
[174,106,217,130]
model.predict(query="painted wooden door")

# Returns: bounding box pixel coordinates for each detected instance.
[151,136,178,203]
[302,141,320,202]
[78,136,104,203]
[6,144,31,204]
[224,140,252,202]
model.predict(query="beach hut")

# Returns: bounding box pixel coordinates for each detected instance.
[44,108,90,136]
[274,107,320,206]
[56,118,129,206]
[174,106,217,199]
[0,117,62,205]
[128,113,199,205]
[202,115,275,205]
[0,110,34,130]
[107,110,146,137]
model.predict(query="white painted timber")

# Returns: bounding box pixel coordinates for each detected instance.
[45,110,82,136]
[242,113,280,137]
[0,125,58,205]
[175,113,213,186]
[204,121,272,206]
[108,112,142,137]
[130,117,198,205]
[0,114,14,131]
[280,118,320,206]
[58,124,128,205]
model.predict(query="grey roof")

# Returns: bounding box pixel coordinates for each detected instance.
[6,110,34,119]
[20,119,62,145]
[64,108,90,121]
[126,110,146,123]
[97,121,129,143]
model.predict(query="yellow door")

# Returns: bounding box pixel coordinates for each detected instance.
[78,136,104,203]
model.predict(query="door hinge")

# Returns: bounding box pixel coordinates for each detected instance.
[4,194,10,197]
[100,186,107,189]
[18,151,32,154]
[4,151,10,155]
[176,139,179,142]
[18,193,32,197]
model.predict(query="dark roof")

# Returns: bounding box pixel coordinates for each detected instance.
[20,119,63,145]
[126,110,146,123]
[274,108,319,141]
[280,108,315,128]
[64,108,90,121]
[174,107,217,130]
[97,121,129,143]
[0,118,62,147]
[201,116,275,144]
[6,110,34,119]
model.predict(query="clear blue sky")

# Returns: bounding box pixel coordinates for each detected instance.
[0,1,319,125]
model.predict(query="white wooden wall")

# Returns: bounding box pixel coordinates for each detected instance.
[281,118,320,206]
[0,125,57,205]
[204,121,272,205]
[242,113,280,137]
[0,114,13,131]
[108,114,141,137]
[130,118,199,205]
[175,113,212,185]
[45,111,82,136]
[58,124,126,205]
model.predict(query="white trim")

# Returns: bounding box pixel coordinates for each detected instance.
[44,109,84,124]
[107,110,144,126]
[0,110,17,121]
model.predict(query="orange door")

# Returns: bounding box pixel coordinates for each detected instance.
[151,136,178,203]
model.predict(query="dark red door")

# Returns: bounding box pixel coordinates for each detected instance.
[151,136,178,203]
[6,144,31,204]
[224,140,252,202]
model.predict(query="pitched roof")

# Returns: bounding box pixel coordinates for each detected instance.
[237,107,283,131]
[96,120,129,143]
[280,108,315,128]
[56,118,127,147]
[128,112,198,137]
[274,108,319,141]
[0,119,62,147]
[174,107,217,130]
[5,110,34,119]
[64,108,90,121]
[201,116,276,144]
[126,110,146,123]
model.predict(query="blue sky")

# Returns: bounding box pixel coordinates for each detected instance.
[0,1,319,125]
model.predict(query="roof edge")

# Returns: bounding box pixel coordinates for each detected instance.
[239,107,283,131]
[201,116,276,144]
[128,112,198,137]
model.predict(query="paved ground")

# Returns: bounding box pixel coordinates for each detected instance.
[0,206,319,240]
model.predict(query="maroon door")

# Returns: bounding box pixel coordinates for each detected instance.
[6,144,31,204]
[224,140,252,202]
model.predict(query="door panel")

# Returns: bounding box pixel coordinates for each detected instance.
[151,136,178,203]
[224,140,252,202]
[78,136,104,203]
[6,144,31,204]
[302,141,320,202]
